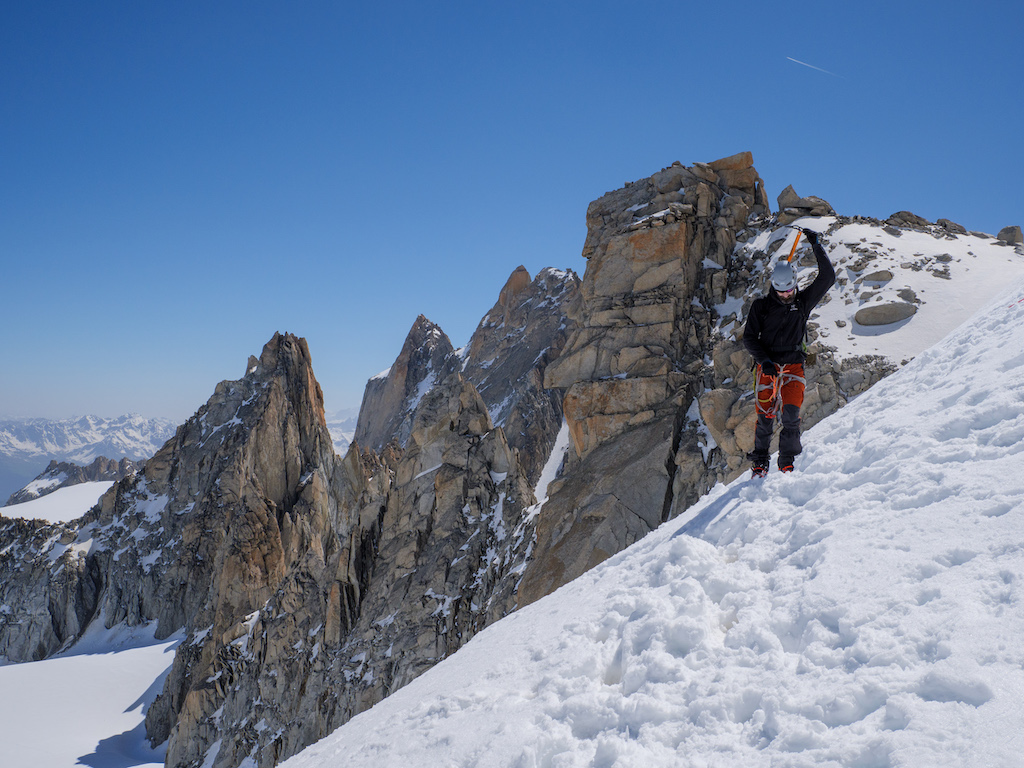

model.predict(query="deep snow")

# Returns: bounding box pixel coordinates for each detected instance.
[279,280,1024,767]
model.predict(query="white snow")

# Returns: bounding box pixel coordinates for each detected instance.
[279,279,1024,767]
[0,618,181,768]
[412,463,444,482]
[20,472,68,497]
[407,366,437,413]
[533,419,571,506]
[687,397,718,462]
[0,481,113,523]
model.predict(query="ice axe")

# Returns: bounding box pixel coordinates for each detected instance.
[785,226,818,263]
[785,228,803,263]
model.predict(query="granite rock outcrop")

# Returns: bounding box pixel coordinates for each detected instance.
[353,315,458,453]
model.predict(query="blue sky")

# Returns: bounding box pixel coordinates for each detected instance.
[2,1,1021,422]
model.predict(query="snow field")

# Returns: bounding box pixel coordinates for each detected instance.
[282,280,1024,767]
[0,619,180,768]
[1,480,113,523]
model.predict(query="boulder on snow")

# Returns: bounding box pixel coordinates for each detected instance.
[937,218,967,235]
[885,211,933,229]
[860,270,894,284]
[855,302,918,326]
[997,226,1023,245]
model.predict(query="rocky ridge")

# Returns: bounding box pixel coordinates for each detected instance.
[353,315,458,453]
[0,267,581,768]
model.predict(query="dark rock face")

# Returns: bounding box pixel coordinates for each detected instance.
[0,265,583,768]
[1,333,355,765]
[461,267,579,486]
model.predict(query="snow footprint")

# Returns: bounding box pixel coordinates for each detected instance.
[915,670,993,708]
[915,548,977,580]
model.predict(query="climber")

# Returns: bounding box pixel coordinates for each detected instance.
[743,226,836,476]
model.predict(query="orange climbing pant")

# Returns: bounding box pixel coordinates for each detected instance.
[755,363,806,418]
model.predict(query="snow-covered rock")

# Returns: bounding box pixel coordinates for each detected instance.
[0,414,176,464]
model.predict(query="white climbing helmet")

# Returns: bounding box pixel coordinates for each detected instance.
[771,261,798,292]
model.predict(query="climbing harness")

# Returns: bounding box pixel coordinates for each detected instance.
[754,363,806,419]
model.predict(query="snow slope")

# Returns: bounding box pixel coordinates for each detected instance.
[280,279,1024,767]
[0,481,114,523]
[0,619,180,768]
[807,219,1024,364]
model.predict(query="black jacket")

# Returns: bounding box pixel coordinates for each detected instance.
[743,240,836,365]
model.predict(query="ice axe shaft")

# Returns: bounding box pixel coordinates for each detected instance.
[786,230,802,263]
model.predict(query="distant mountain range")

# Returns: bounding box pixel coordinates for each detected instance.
[325,408,358,455]
[0,414,177,502]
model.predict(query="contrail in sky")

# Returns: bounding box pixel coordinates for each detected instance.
[786,56,843,78]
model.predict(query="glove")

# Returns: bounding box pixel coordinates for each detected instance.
[799,227,820,246]
[760,361,779,377]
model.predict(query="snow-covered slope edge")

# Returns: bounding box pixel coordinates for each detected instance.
[282,280,1024,767]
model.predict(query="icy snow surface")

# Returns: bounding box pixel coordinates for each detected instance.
[281,280,1024,767]
[1,481,113,523]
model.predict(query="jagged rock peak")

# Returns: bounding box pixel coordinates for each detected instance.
[353,315,458,452]
[253,330,318,381]
[400,315,454,363]
[0,330,339,667]
[582,152,769,261]
[498,265,532,309]
[141,333,345,764]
